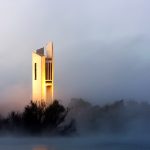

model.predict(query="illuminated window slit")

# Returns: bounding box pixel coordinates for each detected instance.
[34,63,37,80]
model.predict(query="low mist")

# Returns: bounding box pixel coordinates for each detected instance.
[0,97,150,138]
[66,98,150,137]
[0,84,30,116]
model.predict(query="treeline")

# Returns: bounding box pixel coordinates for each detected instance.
[0,99,150,136]
[0,100,76,136]
[68,99,150,135]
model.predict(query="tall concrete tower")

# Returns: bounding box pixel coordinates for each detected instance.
[32,42,54,104]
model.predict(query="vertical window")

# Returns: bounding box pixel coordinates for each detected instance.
[45,60,52,80]
[46,62,49,80]
[34,63,37,80]
[49,62,51,80]
[47,63,49,80]
[46,63,48,80]
[50,63,52,80]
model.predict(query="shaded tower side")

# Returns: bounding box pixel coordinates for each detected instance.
[45,42,54,104]
[32,50,46,104]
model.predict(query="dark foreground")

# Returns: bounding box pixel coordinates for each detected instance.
[0,99,150,149]
[0,136,150,150]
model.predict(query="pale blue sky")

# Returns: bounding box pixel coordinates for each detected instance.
[0,0,150,106]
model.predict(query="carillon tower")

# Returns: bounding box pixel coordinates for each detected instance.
[32,42,54,104]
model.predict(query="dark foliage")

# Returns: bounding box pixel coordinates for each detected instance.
[0,100,76,136]
[0,98,150,136]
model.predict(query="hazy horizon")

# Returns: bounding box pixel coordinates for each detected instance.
[0,0,150,108]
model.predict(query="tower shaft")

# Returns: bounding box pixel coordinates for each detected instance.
[32,42,54,104]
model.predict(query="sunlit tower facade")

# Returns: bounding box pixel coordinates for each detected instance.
[32,42,54,104]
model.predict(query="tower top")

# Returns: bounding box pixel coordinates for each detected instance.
[46,42,53,58]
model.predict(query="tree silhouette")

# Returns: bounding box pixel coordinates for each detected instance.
[43,100,68,130]
[22,101,44,133]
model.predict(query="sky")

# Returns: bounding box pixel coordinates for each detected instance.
[0,0,150,107]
